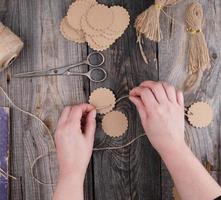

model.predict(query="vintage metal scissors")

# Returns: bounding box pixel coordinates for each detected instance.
[14,52,107,83]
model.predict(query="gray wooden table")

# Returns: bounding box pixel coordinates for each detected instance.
[0,0,220,199]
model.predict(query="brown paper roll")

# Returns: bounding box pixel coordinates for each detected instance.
[0,22,24,71]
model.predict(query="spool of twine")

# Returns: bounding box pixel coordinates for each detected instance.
[184,2,210,91]
[0,22,24,72]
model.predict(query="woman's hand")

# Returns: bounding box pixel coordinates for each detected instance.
[129,81,221,200]
[55,104,96,181]
[54,104,96,200]
[129,81,185,154]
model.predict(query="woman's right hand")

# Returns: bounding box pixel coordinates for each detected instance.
[129,81,185,154]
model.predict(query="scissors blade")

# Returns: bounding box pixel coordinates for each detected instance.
[13,69,58,78]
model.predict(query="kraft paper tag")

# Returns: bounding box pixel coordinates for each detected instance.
[102,111,128,137]
[60,17,86,43]
[187,102,213,128]
[89,87,116,114]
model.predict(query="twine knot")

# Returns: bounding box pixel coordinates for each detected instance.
[186,27,202,35]
[155,3,163,10]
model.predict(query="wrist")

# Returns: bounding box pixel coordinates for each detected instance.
[54,173,84,200]
[58,171,85,185]
[157,140,189,160]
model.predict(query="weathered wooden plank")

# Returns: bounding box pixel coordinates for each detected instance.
[0,0,6,9]
[90,0,161,199]
[158,0,221,199]
[0,0,6,20]
[0,107,9,200]
[0,0,91,199]
[1,0,220,199]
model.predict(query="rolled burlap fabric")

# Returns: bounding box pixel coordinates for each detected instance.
[0,22,24,72]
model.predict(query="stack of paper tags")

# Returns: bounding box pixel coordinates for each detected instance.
[60,0,130,51]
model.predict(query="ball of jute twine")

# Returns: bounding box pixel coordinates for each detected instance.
[0,22,24,71]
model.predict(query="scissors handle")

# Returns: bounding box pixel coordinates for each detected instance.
[86,52,105,67]
[67,67,107,83]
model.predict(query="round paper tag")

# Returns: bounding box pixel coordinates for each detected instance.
[67,1,95,30]
[102,111,128,137]
[187,102,213,128]
[89,88,116,114]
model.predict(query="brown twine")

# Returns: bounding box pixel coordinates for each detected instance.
[184,2,211,91]
[0,169,8,180]
[0,87,147,186]
[0,86,56,184]
[0,87,56,149]
[0,168,17,181]
[135,1,210,91]
[31,133,147,186]
[31,95,191,186]
[0,87,197,186]
[31,150,57,186]
[93,134,146,151]
[0,86,200,187]
[134,0,181,64]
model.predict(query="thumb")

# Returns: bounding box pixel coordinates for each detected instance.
[129,96,147,123]
[84,109,96,141]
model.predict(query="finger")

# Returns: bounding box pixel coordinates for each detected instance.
[129,96,147,122]
[130,86,142,97]
[57,106,71,126]
[161,82,177,103]
[139,80,157,87]
[176,90,184,106]
[68,104,95,125]
[140,87,159,109]
[140,81,168,103]
[130,86,158,109]
[84,109,96,141]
